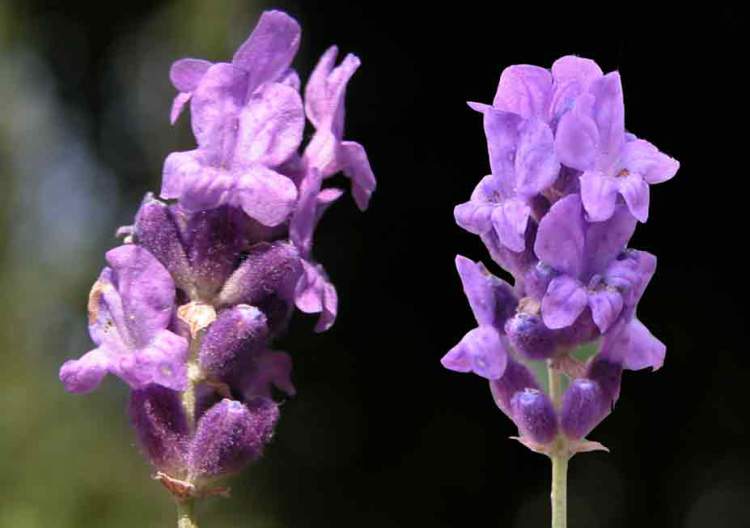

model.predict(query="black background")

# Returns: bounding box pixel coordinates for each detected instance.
[6,2,748,526]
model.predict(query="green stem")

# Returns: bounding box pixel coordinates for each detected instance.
[177,499,198,528]
[547,361,568,528]
[550,454,568,528]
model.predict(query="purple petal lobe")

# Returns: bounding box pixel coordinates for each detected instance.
[600,318,666,371]
[534,194,585,277]
[617,172,650,222]
[492,65,552,118]
[554,94,598,170]
[589,72,625,163]
[515,117,560,196]
[232,10,301,95]
[341,141,377,210]
[441,326,507,380]
[455,255,517,328]
[491,198,530,253]
[542,275,588,329]
[483,109,522,182]
[294,260,338,332]
[587,286,624,333]
[235,164,298,226]
[621,138,679,184]
[580,171,618,222]
[59,349,109,393]
[170,58,212,92]
[236,82,304,167]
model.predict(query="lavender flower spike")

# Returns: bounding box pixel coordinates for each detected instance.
[59,10,375,527]
[443,55,677,527]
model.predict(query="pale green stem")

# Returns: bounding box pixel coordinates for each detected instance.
[177,331,203,527]
[550,453,568,528]
[177,499,198,528]
[548,361,568,528]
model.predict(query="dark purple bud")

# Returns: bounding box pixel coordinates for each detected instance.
[489,358,540,417]
[183,206,246,299]
[188,398,279,479]
[511,388,558,444]
[505,312,557,360]
[133,194,192,292]
[587,356,623,402]
[129,385,189,473]
[199,305,268,378]
[560,378,609,440]
[217,241,301,307]
[557,308,599,348]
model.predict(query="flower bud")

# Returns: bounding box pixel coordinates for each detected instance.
[133,194,192,292]
[505,312,557,360]
[510,388,558,444]
[129,385,189,473]
[489,358,540,416]
[183,206,246,299]
[560,378,609,440]
[217,241,301,307]
[188,398,279,479]
[199,305,268,378]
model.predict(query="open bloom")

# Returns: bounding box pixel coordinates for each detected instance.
[60,245,188,393]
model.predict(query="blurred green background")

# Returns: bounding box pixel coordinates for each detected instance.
[1,2,748,527]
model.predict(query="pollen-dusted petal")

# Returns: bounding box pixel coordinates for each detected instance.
[231,10,301,95]
[511,388,558,444]
[189,398,279,479]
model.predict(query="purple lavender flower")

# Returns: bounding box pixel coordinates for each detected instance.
[59,10,375,520]
[444,55,676,464]
[60,245,188,393]
[555,72,679,222]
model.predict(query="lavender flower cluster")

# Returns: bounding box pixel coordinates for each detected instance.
[442,56,678,453]
[59,10,375,496]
